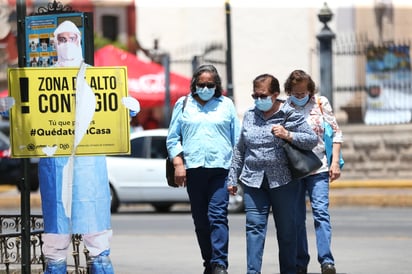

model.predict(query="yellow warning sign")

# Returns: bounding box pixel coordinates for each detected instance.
[8,66,131,157]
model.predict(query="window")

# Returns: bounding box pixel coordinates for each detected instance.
[102,15,118,41]
[150,136,167,159]
[130,136,146,158]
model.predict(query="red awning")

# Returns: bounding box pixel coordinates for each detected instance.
[0,90,8,98]
[2,45,190,108]
[94,45,191,108]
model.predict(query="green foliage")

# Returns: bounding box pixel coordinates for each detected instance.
[94,35,127,51]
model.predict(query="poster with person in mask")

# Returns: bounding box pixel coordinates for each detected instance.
[25,13,87,67]
[364,44,412,124]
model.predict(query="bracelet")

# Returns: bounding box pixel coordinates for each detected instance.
[287,131,291,139]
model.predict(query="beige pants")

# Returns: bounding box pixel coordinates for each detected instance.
[42,230,112,261]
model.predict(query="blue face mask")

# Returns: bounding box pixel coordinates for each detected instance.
[291,95,309,107]
[255,97,273,112]
[196,87,215,101]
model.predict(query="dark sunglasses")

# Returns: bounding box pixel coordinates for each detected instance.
[196,83,216,89]
[251,94,271,100]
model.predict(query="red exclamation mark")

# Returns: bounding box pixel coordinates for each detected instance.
[19,77,29,114]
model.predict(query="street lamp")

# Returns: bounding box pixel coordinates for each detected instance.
[147,39,172,127]
[316,2,335,106]
[318,2,333,28]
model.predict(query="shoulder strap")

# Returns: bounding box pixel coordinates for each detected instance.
[182,96,188,113]
[282,109,292,126]
[317,97,324,115]
[179,96,188,142]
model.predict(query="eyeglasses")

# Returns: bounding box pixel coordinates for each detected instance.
[196,83,216,89]
[251,94,271,100]
[290,91,309,97]
[57,35,78,44]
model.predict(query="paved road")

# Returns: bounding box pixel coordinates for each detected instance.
[1,205,411,274]
[106,206,411,274]
[1,185,412,274]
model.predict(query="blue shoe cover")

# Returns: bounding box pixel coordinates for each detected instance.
[88,250,114,274]
[44,259,67,274]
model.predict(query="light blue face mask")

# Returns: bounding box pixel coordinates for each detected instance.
[196,87,215,101]
[291,95,309,107]
[255,97,273,112]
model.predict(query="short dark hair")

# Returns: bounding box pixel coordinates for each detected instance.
[190,64,223,97]
[253,74,280,94]
[284,69,316,96]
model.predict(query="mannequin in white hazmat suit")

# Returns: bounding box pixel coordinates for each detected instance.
[39,20,114,274]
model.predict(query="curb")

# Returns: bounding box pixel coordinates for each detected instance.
[331,180,412,188]
[0,193,42,209]
[1,181,412,209]
[329,180,412,207]
[0,185,41,209]
[329,187,412,207]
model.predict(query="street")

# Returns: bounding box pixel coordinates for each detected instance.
[2,205,411,274]
[107,205,412,274]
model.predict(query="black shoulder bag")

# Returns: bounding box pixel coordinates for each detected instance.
[282,111,322,179]
[166,96,188,187]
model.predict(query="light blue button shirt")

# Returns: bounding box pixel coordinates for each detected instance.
[167,94,240,170]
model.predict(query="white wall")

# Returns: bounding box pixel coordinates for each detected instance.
[230,6,318,114]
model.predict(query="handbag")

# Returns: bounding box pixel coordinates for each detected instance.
[282,110,322,179]
[283,142,323,179]
[166,157,178,187]
[166,96,188,188]
[323,121,344,169]
[318,97,344,169]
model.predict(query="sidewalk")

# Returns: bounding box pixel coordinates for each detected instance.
[329,179,412,207]
[0,186,42,209]
[1,180,412,209]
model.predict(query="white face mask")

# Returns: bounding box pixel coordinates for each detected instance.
[291,94,309,107]
[254,96,273,111]
[56,42,83,66]
[196,86,216,101]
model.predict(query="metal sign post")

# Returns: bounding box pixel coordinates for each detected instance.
[15,0,31,272]
[225,0,234,101]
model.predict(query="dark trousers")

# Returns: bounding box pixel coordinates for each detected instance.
[186,167,229,270]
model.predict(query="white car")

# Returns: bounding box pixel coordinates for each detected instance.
[106,129,244,213]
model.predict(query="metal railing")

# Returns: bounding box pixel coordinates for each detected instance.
[0,215,88,274]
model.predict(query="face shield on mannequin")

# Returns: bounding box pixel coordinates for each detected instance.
[53,20,83,67]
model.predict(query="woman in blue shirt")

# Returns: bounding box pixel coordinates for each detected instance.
[167,64,240,274]
[227,74,317,274]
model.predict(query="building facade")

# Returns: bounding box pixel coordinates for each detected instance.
[2,0,412,124]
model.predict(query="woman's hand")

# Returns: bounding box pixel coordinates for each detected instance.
[173,155,186,187]
[272,124,291,141]
[228,185,238,196]
[330,143,342,182]
[174,164,187,187]
[329,162,341,182]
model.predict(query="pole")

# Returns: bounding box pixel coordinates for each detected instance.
[192,55,199,75]
[225,0,234,101]
[316,2,335,106]
[16,0,31,273]
[162,54,171,127]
